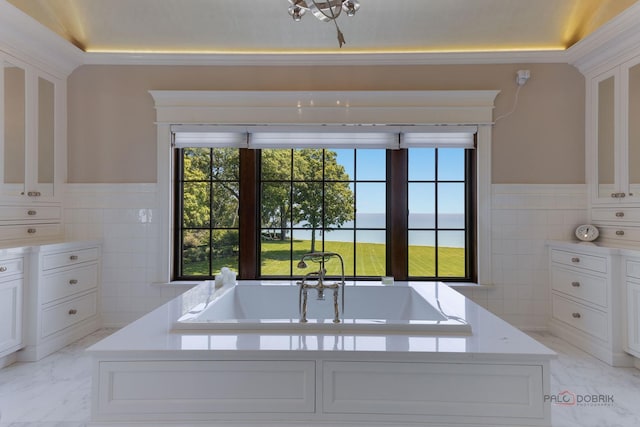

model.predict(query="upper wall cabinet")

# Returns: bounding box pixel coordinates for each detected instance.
[591,57,640,206]
[1,55,62,201]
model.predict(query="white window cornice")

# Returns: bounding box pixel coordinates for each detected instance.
[149,90,499,126]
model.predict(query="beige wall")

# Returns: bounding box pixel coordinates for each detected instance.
[67,63,585,184]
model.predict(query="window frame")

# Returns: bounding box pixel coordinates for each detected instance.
[172,145,476,282]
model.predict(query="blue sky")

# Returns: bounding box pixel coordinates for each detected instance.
[334,148,466,215]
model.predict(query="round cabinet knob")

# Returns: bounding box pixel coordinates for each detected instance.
[27,210,37,216]
[615,212,625,217]
[69,279,78,285]
[572,312,581,319]
[571,257,580,263]
[0,266,7,272]
[68,309,78,315]
[616,230,625,236]
[69,255,79,261]
[27,228,37,234]
[571,281,580,287]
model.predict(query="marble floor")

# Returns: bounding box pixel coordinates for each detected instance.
[0,330,638,427]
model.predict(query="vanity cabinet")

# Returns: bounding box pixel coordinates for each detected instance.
[547,242,631,366]
[18,241,101,362]
[0,251,24,360]
[1,54,63,245]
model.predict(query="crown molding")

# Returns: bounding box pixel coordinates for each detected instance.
[567,2,640,75]
[83,50,569,67]
[0,0,83,77]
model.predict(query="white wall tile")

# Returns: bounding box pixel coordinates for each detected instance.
[65,183,588,330]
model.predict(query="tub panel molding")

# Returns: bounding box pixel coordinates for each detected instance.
[322,361,544,420]
[95,360,316,419]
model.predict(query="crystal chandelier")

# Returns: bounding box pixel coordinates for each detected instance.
[288,0,361,48]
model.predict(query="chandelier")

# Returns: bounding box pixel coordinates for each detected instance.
[287,0,361,48]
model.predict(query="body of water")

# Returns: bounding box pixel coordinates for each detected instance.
[285,213,466,248]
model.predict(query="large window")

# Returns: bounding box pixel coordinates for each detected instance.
[173,131,475,281]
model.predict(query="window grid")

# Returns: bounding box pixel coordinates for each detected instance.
[258,149,386,279]
[407,148,471,279]
[175,147,240,279]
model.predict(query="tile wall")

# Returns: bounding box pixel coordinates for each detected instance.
[64,183,587,329]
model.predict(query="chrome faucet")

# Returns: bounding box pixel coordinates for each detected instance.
[296,252,345,323]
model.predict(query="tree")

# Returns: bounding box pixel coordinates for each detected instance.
[182,147,355,256]
[261,148,354,252]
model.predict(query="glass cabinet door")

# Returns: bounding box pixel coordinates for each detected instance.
[37,76,55,196]
[597,75,616,200]
[628,63,640,200]
[2,61,26,197]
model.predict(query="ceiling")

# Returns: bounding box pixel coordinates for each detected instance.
[6,0,639,55]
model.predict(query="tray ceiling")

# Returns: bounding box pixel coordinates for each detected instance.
[6,0,638,54]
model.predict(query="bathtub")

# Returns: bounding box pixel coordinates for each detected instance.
[88,280,555,427]
[174,282,471,334]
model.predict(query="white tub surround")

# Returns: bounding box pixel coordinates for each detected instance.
[88,281,555,427]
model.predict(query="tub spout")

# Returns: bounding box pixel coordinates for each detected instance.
[296,252,345,323]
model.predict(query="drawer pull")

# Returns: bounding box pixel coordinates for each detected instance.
[0,266,7,272]
[27,228,37,234]
[69,255,79,261]
[69,279,78,285]
[572,312,581,319]
[27,191,41,197]
[616,212,625,217]
[27,210,37,216]
[68,309,78,315]
[571,257,580,263]
[571,281,581,287]
[616,230,625,236]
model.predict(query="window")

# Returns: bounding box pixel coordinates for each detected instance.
[175,147,240,278]
[408,148,472,278]
[173,129,476,282]
[259,148,387,278]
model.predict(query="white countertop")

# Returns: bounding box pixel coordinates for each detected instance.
[88,281,555,360]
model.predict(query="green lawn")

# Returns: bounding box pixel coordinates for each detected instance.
[183,239,465,277]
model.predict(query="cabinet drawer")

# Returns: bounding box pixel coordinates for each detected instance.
[550,267,607,308]
[40,264,99,304]
[41,291,97,338]
[591,207,640,223]
[598,226,640,243]
[627,259,640,280]
[0,223,62,242]
[550,249,607,273]
[552,294,608,341]
[0,205,61,222]
[42,247,99,270]
[0,257,24,280]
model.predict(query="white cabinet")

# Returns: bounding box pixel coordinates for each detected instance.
[624,256,640,357]
[590,57,640,206]
[548,242,632,366]
[0,251,24,360]
[1,53,64,245]
[1,54,63,200]
[18,241,101,361]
